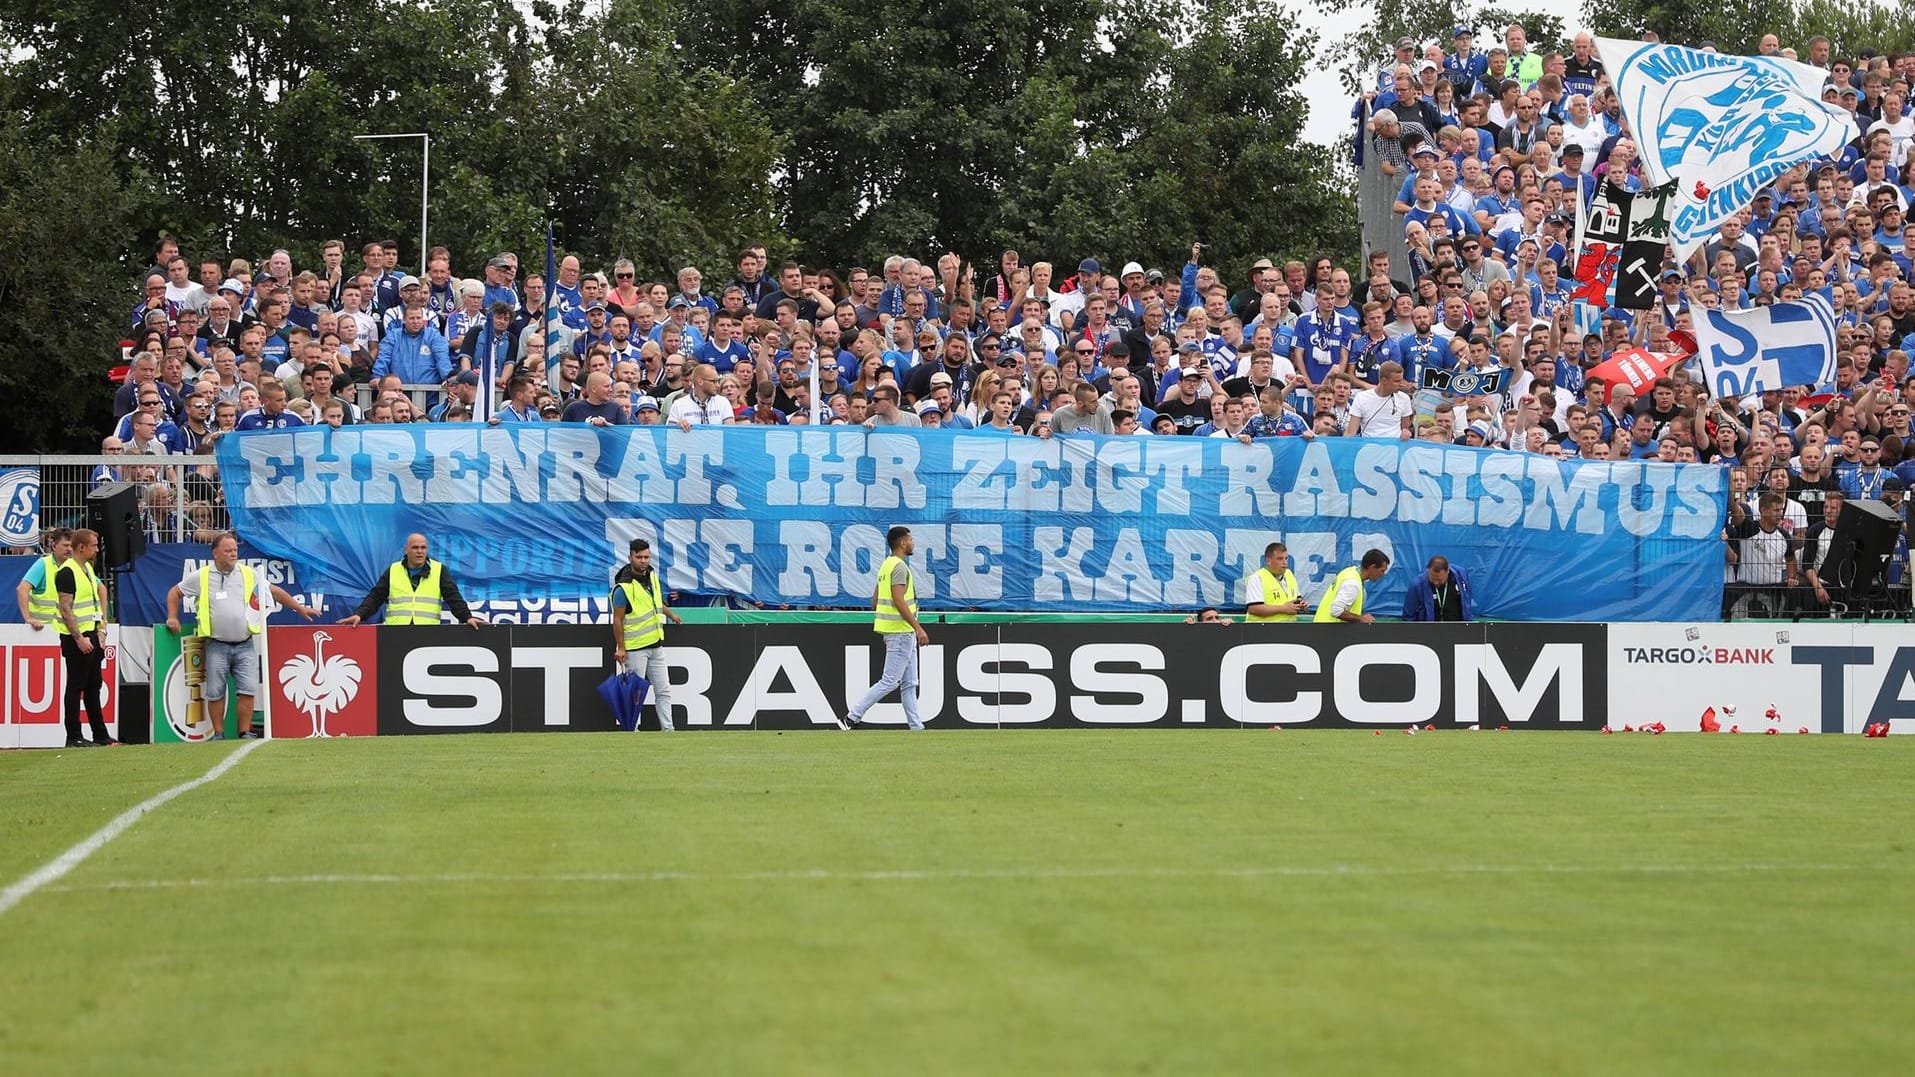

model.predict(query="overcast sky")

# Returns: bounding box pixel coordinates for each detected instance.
[1296,0,1588,144]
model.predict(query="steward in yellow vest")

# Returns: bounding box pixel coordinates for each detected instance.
[611,537,683,732]
[55,528,114,746]
[1314,548,1392,623]
[340,533,487,629]
[1244,541,1306,622]
[15,527,73,630]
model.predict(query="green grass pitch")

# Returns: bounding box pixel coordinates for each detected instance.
[1,731,1911,1075]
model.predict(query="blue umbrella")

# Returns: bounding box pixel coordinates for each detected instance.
[596,670,652,732]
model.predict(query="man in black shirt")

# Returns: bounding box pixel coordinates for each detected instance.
[1788,443,1843,512]
[1157,367,1214,434]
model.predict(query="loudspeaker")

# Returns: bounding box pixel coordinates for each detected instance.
[1820,498,1902,598]
[86,481,146,568]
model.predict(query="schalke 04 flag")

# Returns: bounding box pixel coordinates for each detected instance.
[1596,38,1856,262]
[1691,292,1840,397]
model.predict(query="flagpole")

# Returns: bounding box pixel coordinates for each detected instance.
[546,221,562,404]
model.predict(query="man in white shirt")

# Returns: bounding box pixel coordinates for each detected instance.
[1348,360,1413,438]
[667,363,734,430]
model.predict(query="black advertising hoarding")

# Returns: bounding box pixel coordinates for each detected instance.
[374,625,516,735]
[354,622,1606,734]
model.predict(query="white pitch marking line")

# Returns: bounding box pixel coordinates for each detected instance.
[37,860,1899,895]
[0,739,269,918]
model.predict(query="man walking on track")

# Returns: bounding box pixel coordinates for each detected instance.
[611,537,683,732]
[338,533,488,628]
[843,525,928,731]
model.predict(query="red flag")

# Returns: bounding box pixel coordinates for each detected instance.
[1586,345,1688,395]
[1699,707,1720,733]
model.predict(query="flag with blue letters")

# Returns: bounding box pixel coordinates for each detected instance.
[1690,292,1840,397]
[1596,38,1855,262]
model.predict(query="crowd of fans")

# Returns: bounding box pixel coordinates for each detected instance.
[95,23,1913,612]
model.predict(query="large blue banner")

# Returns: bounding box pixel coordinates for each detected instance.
[216,426,1727,621]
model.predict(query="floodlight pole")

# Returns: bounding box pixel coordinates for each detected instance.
[353,132,431,269]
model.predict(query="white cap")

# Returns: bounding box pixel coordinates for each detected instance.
[219,278,246,294]
[1121,261,1145,278]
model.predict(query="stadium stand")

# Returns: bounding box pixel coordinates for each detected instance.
[100,25,1914,616]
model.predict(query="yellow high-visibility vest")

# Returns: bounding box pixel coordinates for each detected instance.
[55,557,103,635]
[195,564,260,637]
[386,560,444,625]
[872,555,916,634]
[1245,567,1302,623]
[617,572,667,651]
[1313,565,1366,622]
[26,555,60,622]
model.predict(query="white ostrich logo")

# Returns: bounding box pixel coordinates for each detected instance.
[277,631,362,738]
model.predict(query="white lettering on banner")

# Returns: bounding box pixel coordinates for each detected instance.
[1163,530,1225,606]
[1220,644,1325,724]
[512,647,600,727]
[1283,442,1350,518]
[765,430,863,507]
[669,647,714,727]
[725,646,837,727]
[1525,465,1609,534]
[971,643,1056,724]
[1615,465,1678,538]
[865,434,926,509]
[947,525,1005,601]
[1070,645,1167,723]
[1395,446,1446,525]
[777,522,839,598]
[402,646,502,727]
[1455,644,1583,725]
[1336,643,1442,724]
[233,429,1723,542]
[1094,529,1163,605]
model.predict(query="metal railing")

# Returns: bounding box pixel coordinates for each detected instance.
[0,454,227,548]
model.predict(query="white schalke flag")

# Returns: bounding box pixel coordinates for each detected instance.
[1595,38,1856,262]
[1690,292,1840,398]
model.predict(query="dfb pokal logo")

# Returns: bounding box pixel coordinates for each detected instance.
[277,631,364,738]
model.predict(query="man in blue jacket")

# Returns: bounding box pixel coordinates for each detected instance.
[1402,555,1474,621]
[373,305,452,385]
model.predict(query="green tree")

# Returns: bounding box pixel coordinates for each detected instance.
[0,118,150,452]
[1323,1,1568,96]
[685,0,1356,273]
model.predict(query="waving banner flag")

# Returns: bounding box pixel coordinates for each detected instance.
[1691,292,1840,397]
[1572,180,1633,307]
[1596,39,1855,262]
[1586,346,1688,396]
[1614,183,1677,309]
[1420,367,1510,396]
